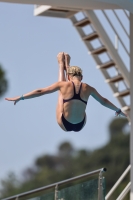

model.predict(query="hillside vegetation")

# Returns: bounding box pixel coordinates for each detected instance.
[0,118,130,200]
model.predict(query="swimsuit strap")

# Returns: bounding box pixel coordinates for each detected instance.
[72,81,87,105]
[78,82,82,94]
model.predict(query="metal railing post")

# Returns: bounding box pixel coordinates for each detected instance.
[55,185,58,200]
[98,169,105,200]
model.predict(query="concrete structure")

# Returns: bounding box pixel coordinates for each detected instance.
[0,0,133,13]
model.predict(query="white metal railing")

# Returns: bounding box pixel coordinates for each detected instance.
[2,168,106,200]
[102,10,129,56]
[93,9,130,75]
[92,9,130,109]
[116,182,131,200]
[112,10,129,38]
[105,165,131,200]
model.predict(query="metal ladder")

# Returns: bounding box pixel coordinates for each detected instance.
[69,10,130,118]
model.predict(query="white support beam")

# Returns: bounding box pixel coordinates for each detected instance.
[0,0,133,14]
[130,13,133,200]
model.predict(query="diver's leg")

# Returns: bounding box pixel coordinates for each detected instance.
[56,52,67,131]
[64,53,71,70]
[80,113,87,131]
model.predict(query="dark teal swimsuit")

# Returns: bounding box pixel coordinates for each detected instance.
[62,82,87,132]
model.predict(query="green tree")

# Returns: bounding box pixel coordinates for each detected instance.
[109,117,128,137]
[58,141,74,157]
[0,64,8,97]
[0,172,20,198]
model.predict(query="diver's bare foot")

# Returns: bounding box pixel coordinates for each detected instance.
[64,53,71,70]
[57,52,65,68]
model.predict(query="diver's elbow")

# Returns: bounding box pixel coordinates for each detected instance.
[36,89,42,93]
[35,89,44,96]
[101,98,107,106]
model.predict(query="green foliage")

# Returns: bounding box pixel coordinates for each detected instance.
[109,117,128,137]
[0,65,8,98]
[0,118,130,200]
[58,141,74,157]
[0,172,20,198]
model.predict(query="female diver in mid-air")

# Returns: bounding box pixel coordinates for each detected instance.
[5,52,127,132]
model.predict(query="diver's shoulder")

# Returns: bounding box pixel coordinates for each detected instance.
[82,82,92,89]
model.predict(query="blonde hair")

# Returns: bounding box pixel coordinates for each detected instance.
[67,66,83,77]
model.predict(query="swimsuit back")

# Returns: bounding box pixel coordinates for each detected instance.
[63,82,87,105]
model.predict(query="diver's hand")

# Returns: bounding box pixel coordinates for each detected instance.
[115,110,127,117]
[5,96,21,105]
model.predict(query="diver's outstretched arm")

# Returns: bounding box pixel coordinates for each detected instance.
[90,86,127,117]
[5,82,62,105]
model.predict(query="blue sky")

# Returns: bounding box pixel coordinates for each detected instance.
[0,3,125,182]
